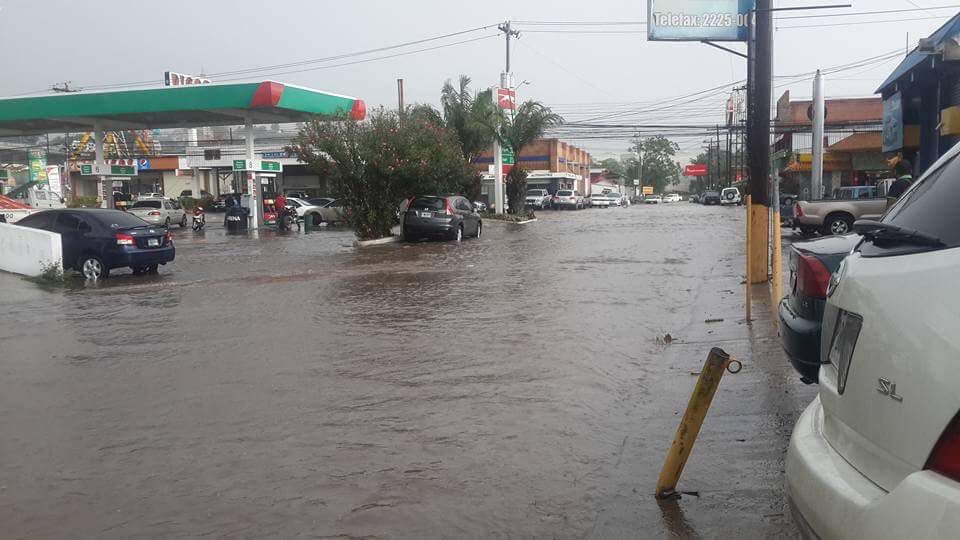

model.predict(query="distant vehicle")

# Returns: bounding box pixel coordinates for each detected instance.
[553,189,584,210]
[112,191,133,210]
[16,208,175,280]
[720,187,742,206]
[607,192,623,207]
[179,189,211,200]
[210,194,233,212]
[787,143,960,538]
[473,201,488,213]
[316,199,348,224]
[795,185,888,236]
[777,234,860,383]
[701,191,721,205]
[307,197,335,208]
[690,194,700,203]
[283,197,325,223]
[644,195,662,204]
[591,193,611,208]
[524,189,552,210]
[138,192,164,200]
[401,195,482,242]
[662,193,681,203]
[127,199,188,228]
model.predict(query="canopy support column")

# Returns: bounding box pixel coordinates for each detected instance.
[94,122,107,208]
[245,114,262,229]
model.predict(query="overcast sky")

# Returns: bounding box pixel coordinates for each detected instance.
[0,0,955,160]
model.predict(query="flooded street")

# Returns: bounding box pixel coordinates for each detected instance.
[0,203,815,538]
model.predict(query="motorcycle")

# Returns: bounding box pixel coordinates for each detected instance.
[192,207,206,231]
[277,205,300,231]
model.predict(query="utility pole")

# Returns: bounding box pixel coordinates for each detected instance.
[493,21,520,215]
[397,79,405,122]
[715,125,721,187]
[811,70,825,199]
[498,21,520,75]
[746,0,773,284]
[637,135,644,196]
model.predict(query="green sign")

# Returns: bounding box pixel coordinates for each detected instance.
[28,149,48,184]
[261,160,281,172]
[0,169,8,180]
[502,144,515,165]
[233,159,283,172]
[80,164,137,176]
[80,164,93,175]
[111,165,136,176]
[233,159,247,171]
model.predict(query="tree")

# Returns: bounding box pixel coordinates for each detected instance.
[290,109,471,240]
[600,157,626,179]
[626,136,682,193]
[408,76,496,201]
[496,101,563,214]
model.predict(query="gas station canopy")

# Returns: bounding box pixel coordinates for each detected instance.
[0,80,366,136]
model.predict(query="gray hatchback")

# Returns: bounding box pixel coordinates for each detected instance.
[401,195,482,242]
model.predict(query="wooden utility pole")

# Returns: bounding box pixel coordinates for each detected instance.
[746,0,773,284]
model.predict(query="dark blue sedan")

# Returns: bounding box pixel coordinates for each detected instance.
[777,234,860,383]
[17,209,175,280]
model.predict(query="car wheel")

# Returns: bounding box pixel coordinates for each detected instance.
[475,221,482,238]
[147,264,159,274]
[179,214,188,228]
[78,255,108,280]
[825,213,853,236]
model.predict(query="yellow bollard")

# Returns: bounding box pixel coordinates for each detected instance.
[745,195,752,324]
[655,347,742,499]
[771,208,783,324]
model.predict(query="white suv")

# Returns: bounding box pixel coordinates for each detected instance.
[786,143,960,538]
[720,187,742,205]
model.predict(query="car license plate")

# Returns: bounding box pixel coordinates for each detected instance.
[419,211,432,218]
[148,238,160,247]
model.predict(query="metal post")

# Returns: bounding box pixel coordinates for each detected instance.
[655,348,741,499]
[94,121,107,208]
[397,79,405,117]
[811,70,825,199]
[746,195,753,323]
[245,115,261,229]
[637,136,644,192]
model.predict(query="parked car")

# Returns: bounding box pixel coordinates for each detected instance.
[720,187,742,206]
[524,189,552,210]
[701,190,722,205]
[285,190,309,199]
[786,143,960,539]
[473,201,488,213]
[283,197,325,223]
[210,194,233,211]
[777,234,860,383]
[16,208,175,280]
[690,194,700,203]
[127,198,188,228]
[552,189,584,210]
[794,184,888,236]
[316,198,347,223]
[591,193,611,208]
[608,192,623,207]
[307,197,335,208]
[401,195,482,242]
[662,193,681,203]
[179,189,212,200]
[644,195,662,204]
[138,192,164,200]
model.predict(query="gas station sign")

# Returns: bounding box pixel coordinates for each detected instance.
[643,186,655,195]
[80,163,137,176]
[232,159,283,172]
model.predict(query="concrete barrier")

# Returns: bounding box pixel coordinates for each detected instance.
[0,223,63,277]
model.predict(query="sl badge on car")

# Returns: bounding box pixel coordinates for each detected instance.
[877,378,903,402]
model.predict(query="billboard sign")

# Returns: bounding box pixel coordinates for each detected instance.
[647,0,755,42]
[684,163,709,176]
[28,149,48,184]
[882,91,903,153]
[164,71,211,86]
[643,186,655,195]
[497,88,517,110]
[46,166,63,196]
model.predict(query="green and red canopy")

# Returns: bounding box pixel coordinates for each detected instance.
[0,80,366,136]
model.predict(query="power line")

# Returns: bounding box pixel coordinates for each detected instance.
[778,14,951,29]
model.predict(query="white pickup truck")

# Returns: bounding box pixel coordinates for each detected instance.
[794,185,888,236]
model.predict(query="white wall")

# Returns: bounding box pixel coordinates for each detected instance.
[0,223,63,277]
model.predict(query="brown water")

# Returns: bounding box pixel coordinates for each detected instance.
[0,204,813,538]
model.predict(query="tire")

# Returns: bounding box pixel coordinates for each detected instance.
[179,214,188,228]
[78,255,108,280]
[824,213,853,236]
[475,221,482,238]
[147,264,159,274]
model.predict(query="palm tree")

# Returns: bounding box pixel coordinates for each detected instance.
[497,101,564,214]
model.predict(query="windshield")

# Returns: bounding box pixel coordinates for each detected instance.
[94,211,151,229]
[880,154,960,249]
[131,201,161,209]
[557,190,573,196]
[705,191,720,197]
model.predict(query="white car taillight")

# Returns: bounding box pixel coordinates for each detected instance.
[825,309,863,394]
[925,414,960,482]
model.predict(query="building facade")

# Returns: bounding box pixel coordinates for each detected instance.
[473,138,593,203]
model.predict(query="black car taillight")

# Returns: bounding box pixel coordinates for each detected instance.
[925,413,960,483]
[796,251,831,299]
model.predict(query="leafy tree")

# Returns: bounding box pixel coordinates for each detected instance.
[290,109,470,240]
[626,136,682,194]
[495,101,563,214]
[600,157,626,179]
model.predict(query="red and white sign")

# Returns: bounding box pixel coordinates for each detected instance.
[497,88,516,110]
[684,163,708,177]
[164,71,211,86]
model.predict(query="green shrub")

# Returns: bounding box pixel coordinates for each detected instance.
[38,259,65,282]
[67,196,100,208]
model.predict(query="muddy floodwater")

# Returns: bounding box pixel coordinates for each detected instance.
[0,203,815,538]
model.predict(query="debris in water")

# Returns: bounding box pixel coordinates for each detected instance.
[705,318,724,323]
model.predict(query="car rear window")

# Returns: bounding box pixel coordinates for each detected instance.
[92,212,150,229]
[132,200,161,209]
[557,190,573,196]
[883,154,960,248]
[410,197,445,210]
[527,190,546,196]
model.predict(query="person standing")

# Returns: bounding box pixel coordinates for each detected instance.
[887,159,913,207]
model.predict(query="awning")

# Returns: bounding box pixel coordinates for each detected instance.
[827,132,883,153]
[0,81,366,136]
[876,13,960,94]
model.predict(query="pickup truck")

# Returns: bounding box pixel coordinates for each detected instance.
[794,185,888,236]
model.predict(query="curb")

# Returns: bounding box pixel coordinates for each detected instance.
[484,218,538,225]
[354,235,402,247]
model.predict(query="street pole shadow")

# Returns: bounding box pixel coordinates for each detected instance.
[657,498,702,540]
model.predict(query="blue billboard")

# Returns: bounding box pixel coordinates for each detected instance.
[647,0,756,42]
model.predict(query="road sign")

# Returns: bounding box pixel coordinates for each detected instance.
[80,163,137,176]
[501,144,515,165]
[233,159,283,173]
[497,88,516,110]
[633,179,640,186]
[643,186,654,195]
[647,0,755,42]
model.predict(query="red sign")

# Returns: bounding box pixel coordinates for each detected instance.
[684,164,708,177]
[497,88,516,110]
